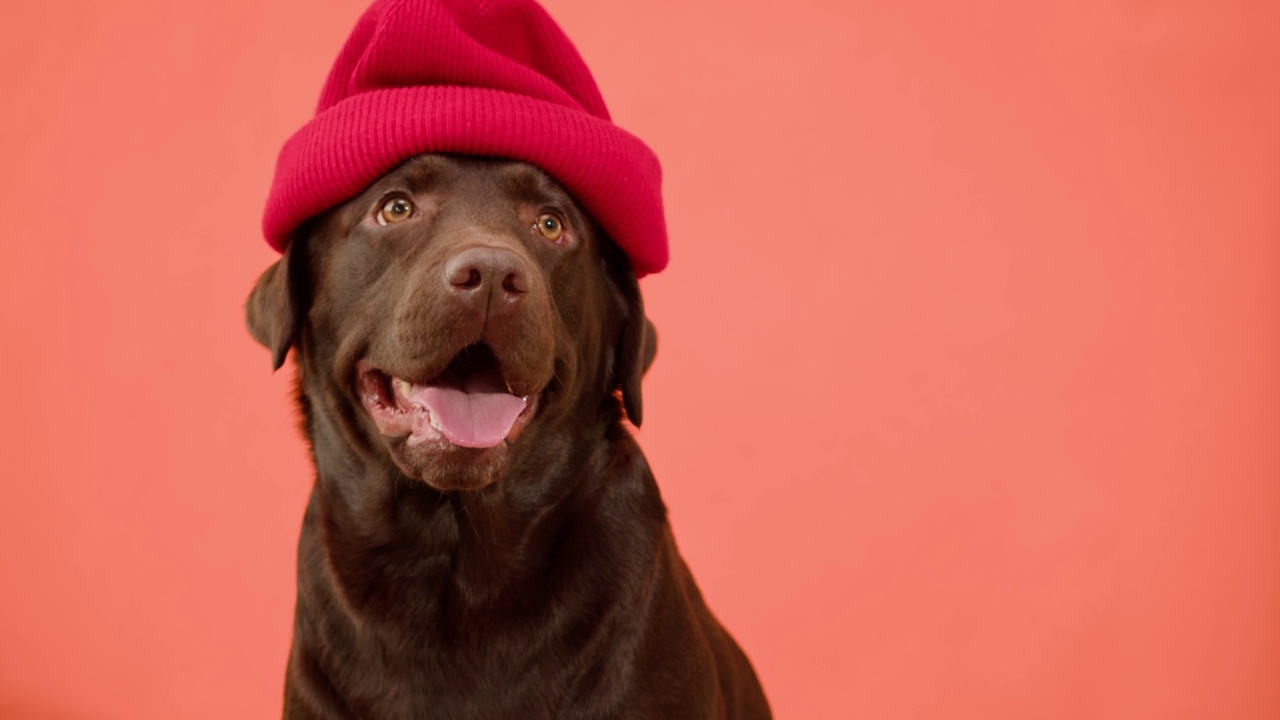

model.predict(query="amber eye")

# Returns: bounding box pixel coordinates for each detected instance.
[377,197,415,225]
[534,213,565,243]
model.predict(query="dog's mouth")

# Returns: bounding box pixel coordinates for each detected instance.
[357,343,538,449]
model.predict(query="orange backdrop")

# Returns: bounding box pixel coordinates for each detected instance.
[2,1,1278,718]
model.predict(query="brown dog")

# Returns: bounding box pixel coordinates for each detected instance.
[247,154,771,718]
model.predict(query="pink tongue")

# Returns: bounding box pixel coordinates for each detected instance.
[409,386,527,448]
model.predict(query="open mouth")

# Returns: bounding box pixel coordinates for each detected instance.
[357,343,537,449]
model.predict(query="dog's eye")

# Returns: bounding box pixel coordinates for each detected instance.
[377,197,415,225]
[534,213,565,243]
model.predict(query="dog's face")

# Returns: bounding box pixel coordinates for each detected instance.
[247,155,653,492]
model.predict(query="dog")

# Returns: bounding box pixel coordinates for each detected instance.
[247,153,771,718]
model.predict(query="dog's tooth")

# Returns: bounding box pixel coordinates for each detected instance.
[428,412,444,432]
[395,379,413,397]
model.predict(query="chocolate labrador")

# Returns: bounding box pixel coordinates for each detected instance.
[246,154,771,718]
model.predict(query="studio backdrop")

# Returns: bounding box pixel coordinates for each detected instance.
[1,1,1277,718]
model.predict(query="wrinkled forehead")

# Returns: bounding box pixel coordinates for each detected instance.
[360,154,583,216]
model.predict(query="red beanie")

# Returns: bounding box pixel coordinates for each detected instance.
[262,0,668,276]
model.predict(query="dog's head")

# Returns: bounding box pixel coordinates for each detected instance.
[247,154,655,491]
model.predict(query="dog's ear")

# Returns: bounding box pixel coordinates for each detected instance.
[605,243,657,427]
[246,235,309,371]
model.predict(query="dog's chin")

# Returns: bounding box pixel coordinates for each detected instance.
[384,437,511,492]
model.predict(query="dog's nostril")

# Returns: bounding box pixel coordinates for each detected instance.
[450,267,482,290]
[445,253,485,290]
[502,271,528,295]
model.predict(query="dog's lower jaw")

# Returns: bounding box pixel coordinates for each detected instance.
[386,437,511,491]
[350,362,550,491]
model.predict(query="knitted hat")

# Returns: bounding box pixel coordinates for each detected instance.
[262,0,668,276]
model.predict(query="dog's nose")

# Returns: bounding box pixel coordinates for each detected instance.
[444,246,530,314]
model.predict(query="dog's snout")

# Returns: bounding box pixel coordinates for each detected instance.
[444,246,530,313]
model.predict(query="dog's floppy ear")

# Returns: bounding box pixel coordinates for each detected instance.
[605,243,657,427]
[246,235,309,371]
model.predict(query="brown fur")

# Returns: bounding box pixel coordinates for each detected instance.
[247,155,770,719]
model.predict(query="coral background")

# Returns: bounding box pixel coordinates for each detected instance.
[1,0,1278,718]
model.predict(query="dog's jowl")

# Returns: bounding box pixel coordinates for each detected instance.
[247,1,770,718]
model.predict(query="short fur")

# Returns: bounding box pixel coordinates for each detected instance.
[247,155,770,719]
